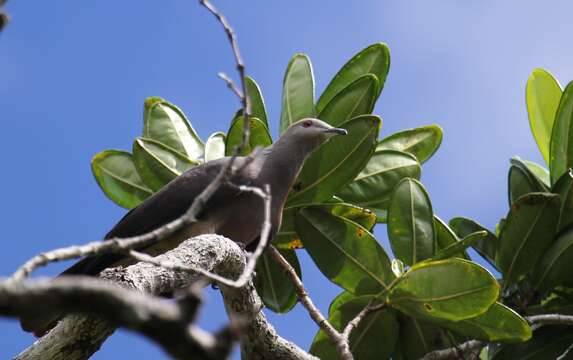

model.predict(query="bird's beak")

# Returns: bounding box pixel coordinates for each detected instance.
[324,127,348,136]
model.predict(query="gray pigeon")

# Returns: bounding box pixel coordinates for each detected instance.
[21,118,347,335]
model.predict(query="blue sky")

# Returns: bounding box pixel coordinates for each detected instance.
[2,0,573,358]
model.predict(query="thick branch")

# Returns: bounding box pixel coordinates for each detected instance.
[11,235,311,360]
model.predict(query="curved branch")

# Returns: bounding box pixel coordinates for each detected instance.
[8,235,312,360]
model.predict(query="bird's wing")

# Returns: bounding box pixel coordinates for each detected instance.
[61,156,252,276]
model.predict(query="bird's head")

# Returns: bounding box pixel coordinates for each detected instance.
[280,118,347,154]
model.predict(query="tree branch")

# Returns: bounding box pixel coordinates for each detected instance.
[268,246,353,360]
[199,0,252,153]
[10,235,313,360]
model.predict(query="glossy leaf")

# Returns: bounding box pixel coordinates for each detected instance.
[336,150,421,213]
[523,160,550,188]
[550,81,573,185]
[430,231,486,262]
[255,249,300,313]
[280,54,315,133]
[317,43,390,113]
[245,76,268,126]
[437,302,531,343]
[552,169,573,231]
[318,74,378,127]
[376,125,443,164]
[143,97,204,159]
[526,68,562,165]
[274,202,376,250]
[388,258,499,322]
[434,216,469,260]
[132,137,197,191]
[310,293,398,360]
[449,217,498,269]
[296,207,394,295]
[287,115,381,206]
[91,150,153,209]
[204,132,226,162]
[532,227,573,293]
[497,193,560,286]
[387,178,436,266]
[508,157,549,205]
[492,326,573,360]
[225,114,272,156]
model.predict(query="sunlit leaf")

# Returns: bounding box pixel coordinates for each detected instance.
[318,74,378,127]
[376,125,443,164]
[387,178,435,266]
[317,43,390,113]
[245,76,268,127]
[225,113,272,156]
[550,81,573,185]
[204,132,226,162]
[337,150,421,213]
[388,258,499,322]
[92,150,153,209]
[526,68,562,165]
[280,54,315,133]
[143,97,204,159]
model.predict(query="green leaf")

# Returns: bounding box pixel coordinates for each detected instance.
[143,97,204,159]
[254,249,300,313]
[550,81,573,185]
[280,54,315,133]
[91,150,153,209]
[437,302,531,343]
[388,258,499,322]
[310,293,398,360]
[287,115,381,206]
[132,137,197,191]
[225,114,272,156]
[497,193,560,286]
[317,43,390,113]
[449,217,498,269]
[532,227,573,293]
[552,169,573,231]
[526,68,562,165]
[376,125,443,164]
[204,132,226,162]
[431,231,486,262]
[393,315,456,360]
[274,202,376,250]
[296,207,394,295]
[508,157,549,205]
[317,74,378,127]
[336,150,421,213]
[434,216,469,260]
[523,160,550,188]
[245,76,268,127]
[492,326,573,360]
[387,178,436,266]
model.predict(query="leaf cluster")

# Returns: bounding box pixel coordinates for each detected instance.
[90,45,573,359]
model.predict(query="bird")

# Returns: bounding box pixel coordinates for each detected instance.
[20,118,347,335]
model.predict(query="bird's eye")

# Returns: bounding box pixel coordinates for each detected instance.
[302,120,313,128]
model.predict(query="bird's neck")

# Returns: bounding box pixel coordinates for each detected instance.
[260,137,310,206]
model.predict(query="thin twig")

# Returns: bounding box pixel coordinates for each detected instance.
[128,184,272,289]
[199,0,252,153]
[421,313,573,359]
[268,246,354,360]
[341,301,386,340]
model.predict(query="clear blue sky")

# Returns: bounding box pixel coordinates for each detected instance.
[2,1,573,358]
